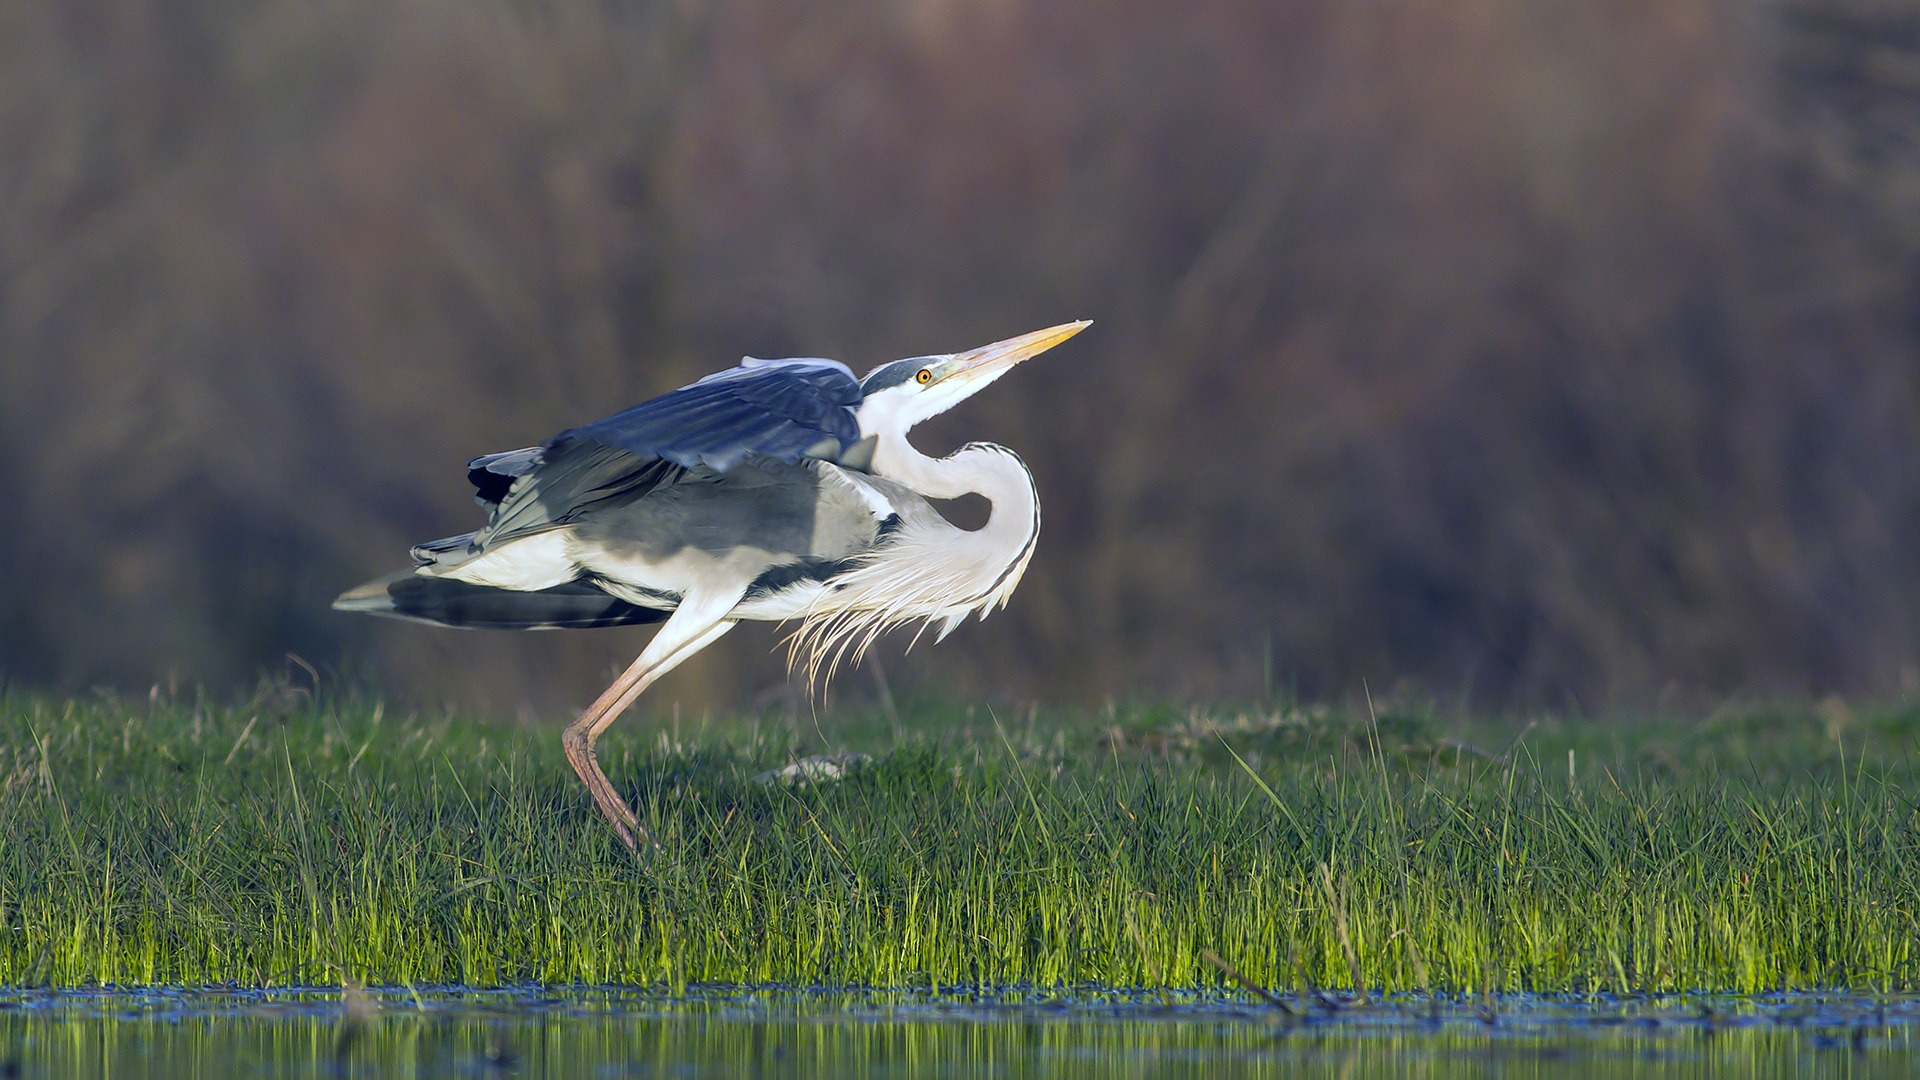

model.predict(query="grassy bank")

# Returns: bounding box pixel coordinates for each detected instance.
[0,688,1917,992]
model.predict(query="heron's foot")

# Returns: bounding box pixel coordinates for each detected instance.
[602,803,640,852]
[562,727,646,851]
[590,779,645,852]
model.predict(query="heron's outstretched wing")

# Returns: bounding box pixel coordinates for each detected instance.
[552,358,864,471]
[461,358,867,508]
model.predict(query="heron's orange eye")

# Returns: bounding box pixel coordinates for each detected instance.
[916,368,933,384]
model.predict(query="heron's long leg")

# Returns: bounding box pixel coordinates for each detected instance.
[563,605,737,849]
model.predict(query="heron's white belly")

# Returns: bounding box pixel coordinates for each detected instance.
[432,531,575,591]
[430,529,845,623]
[577,542,787,611]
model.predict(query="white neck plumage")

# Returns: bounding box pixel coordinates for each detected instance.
[790,427,1040,686]
[877,423,1034,528]
[870,429,1039,604]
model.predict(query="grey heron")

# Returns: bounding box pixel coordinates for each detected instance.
[334,321,1088,847]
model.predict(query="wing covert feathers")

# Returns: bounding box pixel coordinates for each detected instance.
[552,359,863,471]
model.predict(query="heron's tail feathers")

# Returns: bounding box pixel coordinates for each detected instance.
[332,571,669,630]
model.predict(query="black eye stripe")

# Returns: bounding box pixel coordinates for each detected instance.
[860,360,917,393]
[861,357,942,394]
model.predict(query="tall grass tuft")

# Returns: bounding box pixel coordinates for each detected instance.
[0,690,1916,991]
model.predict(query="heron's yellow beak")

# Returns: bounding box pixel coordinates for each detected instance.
[934,321,1090,391]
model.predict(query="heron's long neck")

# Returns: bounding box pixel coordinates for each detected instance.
[871,431,1039,599]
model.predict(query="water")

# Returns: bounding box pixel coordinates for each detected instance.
[1,985,1915,1079]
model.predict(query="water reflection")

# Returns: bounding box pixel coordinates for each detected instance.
[0,986,1915,1079]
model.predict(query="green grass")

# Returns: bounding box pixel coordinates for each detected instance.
[0,686,1918,992]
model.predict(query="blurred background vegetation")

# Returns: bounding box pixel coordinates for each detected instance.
[6,0,1920,716]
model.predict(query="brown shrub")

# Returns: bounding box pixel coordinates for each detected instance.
[4,0,1918,712]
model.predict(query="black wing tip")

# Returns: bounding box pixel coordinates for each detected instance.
[467,447,544,505]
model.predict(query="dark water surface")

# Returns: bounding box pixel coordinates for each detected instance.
[0,985,1915,1079]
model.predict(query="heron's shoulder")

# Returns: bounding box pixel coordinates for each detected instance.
[813,461,955,538]
[806,460,897,516]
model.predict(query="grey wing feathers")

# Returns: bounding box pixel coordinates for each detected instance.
[466,447,543,507]
[411,530,479,567]
[551,358,864,471]
[476,441,683,553]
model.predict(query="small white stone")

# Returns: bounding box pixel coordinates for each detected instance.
[752,752,872,787]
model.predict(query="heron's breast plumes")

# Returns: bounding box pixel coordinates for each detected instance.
[785,444,1039,689]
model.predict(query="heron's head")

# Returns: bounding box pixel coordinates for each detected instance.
[855,321,1089,435]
